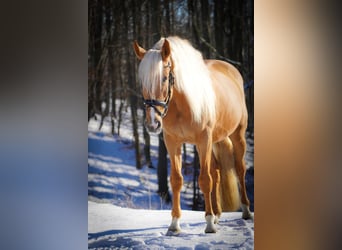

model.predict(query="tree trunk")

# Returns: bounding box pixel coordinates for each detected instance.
[214,0,224,55]
[200,0,211,57]
[130,96,141,169]
[192,146,203,210]
[151,0,161,42]
[143,110,153,168]
[124,0,141,169]
[157,133,171,202]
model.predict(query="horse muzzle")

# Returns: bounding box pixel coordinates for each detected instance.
[145,106,163,134]
[145,119,162,134]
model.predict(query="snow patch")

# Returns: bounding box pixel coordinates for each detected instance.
[88,201,254,249]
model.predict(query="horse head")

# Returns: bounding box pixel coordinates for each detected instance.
[133,39,174,134]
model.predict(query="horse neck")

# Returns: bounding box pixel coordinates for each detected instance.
[169,88,192,117]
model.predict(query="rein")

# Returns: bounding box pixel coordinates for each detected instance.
[143,70,174,118]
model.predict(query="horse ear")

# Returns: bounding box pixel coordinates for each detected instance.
[133,40,146,60]
[161,39,171,62]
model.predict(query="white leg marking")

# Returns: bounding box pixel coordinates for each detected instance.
[167,217,181,235]
[214,214,220,224]
[205,215,217,233]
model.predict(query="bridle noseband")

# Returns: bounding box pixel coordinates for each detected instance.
[142,66,174,118]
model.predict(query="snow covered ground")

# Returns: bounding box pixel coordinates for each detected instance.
[88,107,254,249]
[88,201,254,249]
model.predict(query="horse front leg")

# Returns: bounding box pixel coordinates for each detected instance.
[164,133,183,234]
[197,130,217,233]
[210,151,221,224]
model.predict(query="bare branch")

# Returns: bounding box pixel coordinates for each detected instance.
[198,36,241,66]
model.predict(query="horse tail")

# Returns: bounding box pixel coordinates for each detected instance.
[213,138,240,212]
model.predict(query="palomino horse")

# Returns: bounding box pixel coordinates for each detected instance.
[133,36,253,234]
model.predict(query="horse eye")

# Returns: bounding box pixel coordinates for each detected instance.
[162,76,167,82]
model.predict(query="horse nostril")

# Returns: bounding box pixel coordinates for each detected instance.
[144,118,162,133]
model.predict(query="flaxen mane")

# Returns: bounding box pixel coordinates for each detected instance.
[138,36,216,124]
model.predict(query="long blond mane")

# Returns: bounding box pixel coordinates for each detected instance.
[138,36,216,124]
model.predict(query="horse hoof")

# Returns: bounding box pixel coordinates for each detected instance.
[205,215,217,233]
[242,204,254,221]
[205,227,217,233]
[167,218,181,236]
[214,215,220,224]
[242,212,254,221]
[166,228,181,236]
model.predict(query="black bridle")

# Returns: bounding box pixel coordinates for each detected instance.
[142,70,174,118]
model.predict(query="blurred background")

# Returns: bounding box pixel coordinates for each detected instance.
[0,0,341,249]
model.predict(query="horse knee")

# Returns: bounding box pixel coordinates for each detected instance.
[170,174,183,192]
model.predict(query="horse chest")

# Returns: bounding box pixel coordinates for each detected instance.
[163,113,199,143]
